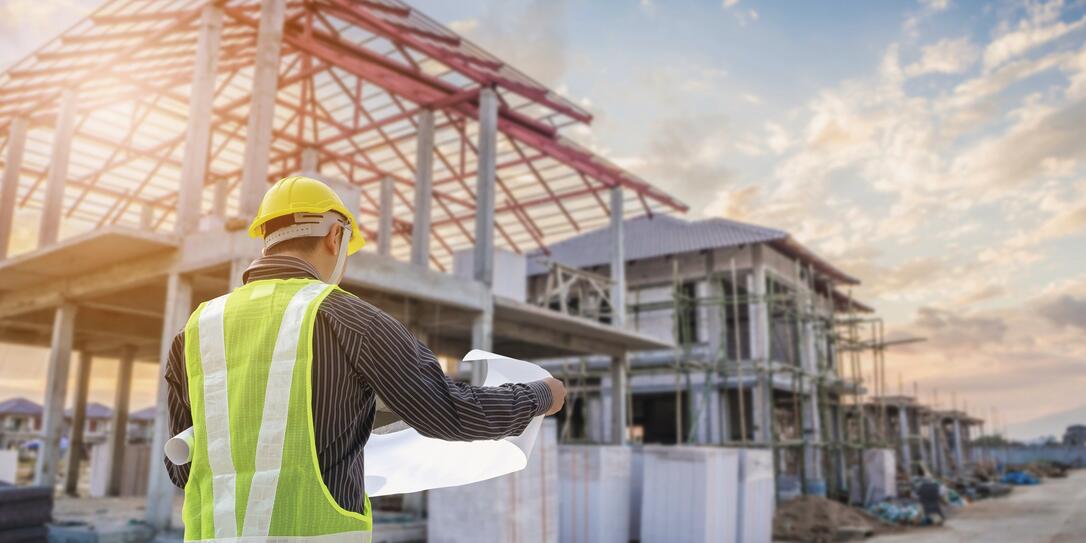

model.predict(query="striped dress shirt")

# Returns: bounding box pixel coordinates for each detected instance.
[164,255,552,514]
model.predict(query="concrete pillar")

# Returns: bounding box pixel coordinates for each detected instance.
[748,245,771,443]
[377,176,394,257]
[238,0,286,218]
[410,109,434,268]
[929,419,941,476]
[952,417,965,474]
[64,350,93,496]
[472,87,497,287]
[33,302,77,487]
[146,273,192,529]
[39,88,78,247]
[107,346,135,496]
[611,353,628,445]
[300,146,318,173]
[470,294,493,386]
[799,266,824,494]
[899,405,912,476]
[0,116,28,259]
[140,203,155,228]
[177,4,224,235]
[918,414,931,469]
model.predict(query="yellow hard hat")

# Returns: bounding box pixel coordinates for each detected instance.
[248,176,366,254]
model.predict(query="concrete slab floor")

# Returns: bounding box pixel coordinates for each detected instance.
[870,470,1086,543]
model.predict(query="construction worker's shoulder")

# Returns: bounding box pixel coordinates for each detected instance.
[317,286,385,335]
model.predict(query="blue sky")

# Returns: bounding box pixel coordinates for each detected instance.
[2,0,1085,436]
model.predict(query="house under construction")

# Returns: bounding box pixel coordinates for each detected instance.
[0,0,685,530]
[529,214,896,500]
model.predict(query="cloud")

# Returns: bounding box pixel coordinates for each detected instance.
[722,0,740,8]
[449,0,568,87]
[919,0,949,11]
[905,37,979,76]
[1037,295,1086,330]
[982,1,1086,71]
[632,114,737,209]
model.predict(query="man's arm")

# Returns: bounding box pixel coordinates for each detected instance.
[328,296,560,441]
[163,331,191,488]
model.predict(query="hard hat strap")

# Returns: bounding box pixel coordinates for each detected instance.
[263,212,345,250]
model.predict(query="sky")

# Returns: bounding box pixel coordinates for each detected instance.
[1,0,1085,438]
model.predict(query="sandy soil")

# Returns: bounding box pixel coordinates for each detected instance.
[870,470,1086,543]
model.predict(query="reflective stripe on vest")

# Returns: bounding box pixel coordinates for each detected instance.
[183,279,372,541]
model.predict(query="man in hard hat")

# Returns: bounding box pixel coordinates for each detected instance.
[163,176,566,541]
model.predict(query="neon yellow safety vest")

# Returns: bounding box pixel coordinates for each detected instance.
[182,278,373,542]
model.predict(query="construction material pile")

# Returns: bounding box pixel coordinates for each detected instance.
[0,483,52,542]
[773,496,896,542]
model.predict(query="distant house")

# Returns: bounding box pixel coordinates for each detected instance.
[64,402,114,445]
[0,397,43,449]
[128,406,158,441]
[1063,424,1086,447]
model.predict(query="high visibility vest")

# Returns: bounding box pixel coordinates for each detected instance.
[182,278,373,542]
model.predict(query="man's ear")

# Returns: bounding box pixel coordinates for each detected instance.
[323,224,342,255]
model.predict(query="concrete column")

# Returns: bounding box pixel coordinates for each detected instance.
[229,257,249,289]
[929,420,941,476]
[140,203,155,228]
[64,350,93,496]
[899,405,912,476]
[300,146,318,173]
[377,176,394,256]
[952,417,965,474]
[609,186,626,326]
[410,109,434,268]
[611,353,628,445]
[238,0,286,218]
[748,246,771,443]
[34,302,77,487]
[470,294,493,386]
[177,4,224,235]
[39,88,78,247]
[472,87,498,287]
[0,116,28,259]
[107,346,135,496]
[146,273,192,529]
[917,414,931,469]
[799,266,824,494]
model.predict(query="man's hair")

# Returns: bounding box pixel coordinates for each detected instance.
[262,214,324,255]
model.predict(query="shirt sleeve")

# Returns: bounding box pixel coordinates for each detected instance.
[335,304,551,442]
[163,330,191,489]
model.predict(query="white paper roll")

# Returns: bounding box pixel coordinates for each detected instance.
[163,349,550,495]
[165,426,195,465]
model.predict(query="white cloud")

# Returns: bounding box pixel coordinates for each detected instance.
[919,0,949,12]
[905,37,979,76]
[723,0,740,8]
[982,1,1086,70]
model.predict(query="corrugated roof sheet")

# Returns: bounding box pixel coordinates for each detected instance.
[527,214,788,275]
[0,397,42,416]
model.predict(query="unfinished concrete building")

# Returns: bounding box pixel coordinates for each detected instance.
[0,0,687,530]
[529,214,879,500]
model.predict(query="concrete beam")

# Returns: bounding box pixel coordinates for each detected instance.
[0,116,28,259]
[39,88,78,247]
[145,273,192,530]
[33,302,77,487]
[377,176,394,257]
[64,350,93,496]
[108,345,135,496]
[237,0,286,218]
[410,109,434,268]
[176,4,224,235]
[472,87,497,287]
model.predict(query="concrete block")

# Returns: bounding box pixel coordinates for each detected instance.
[640,445,739,543]
[558,445,630,543]
[428,419,557,543]
[454,248,527,302]
[737,449,774,543]
[0,450,16,484]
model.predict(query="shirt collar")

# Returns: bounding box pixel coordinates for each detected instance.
[242,254,323,284]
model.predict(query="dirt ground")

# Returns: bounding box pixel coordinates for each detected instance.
[870,469,1086,543]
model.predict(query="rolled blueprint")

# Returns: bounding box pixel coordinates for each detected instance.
[165,426,194,465]
[164,349,550,496]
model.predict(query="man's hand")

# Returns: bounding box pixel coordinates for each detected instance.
[542,377,566,416]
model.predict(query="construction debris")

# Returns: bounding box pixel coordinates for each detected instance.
[773,496,897,542]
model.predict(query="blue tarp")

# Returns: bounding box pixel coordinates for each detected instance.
[1001,471,1040,485]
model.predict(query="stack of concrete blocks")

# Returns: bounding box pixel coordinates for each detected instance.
[736,449,774,543]
[428,419,558,543]
[0,450,16,484]
[850,448,897,506]
[558,445,630,543]
[88,442,150,497]
[640,446,739,543]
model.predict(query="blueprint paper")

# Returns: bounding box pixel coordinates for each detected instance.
[165,349,551,497]
[364,349,551,496]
